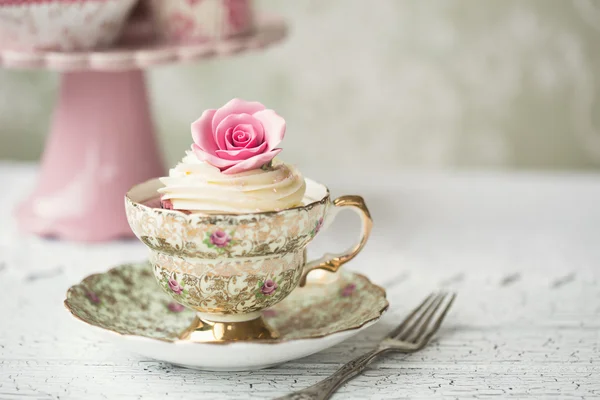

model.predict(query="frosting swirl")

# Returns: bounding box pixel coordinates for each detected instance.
[158,151,306,213]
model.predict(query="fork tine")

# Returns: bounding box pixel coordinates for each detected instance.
[403,293,449,343]
[385,293,436,339]
[398,293,445,342]
[417,293,456,345]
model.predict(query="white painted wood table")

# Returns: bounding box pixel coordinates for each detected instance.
[1,163,599,399]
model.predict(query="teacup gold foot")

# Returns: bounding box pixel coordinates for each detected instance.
[178,316,279,342]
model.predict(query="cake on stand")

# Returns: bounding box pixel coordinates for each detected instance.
[0,16,287,242]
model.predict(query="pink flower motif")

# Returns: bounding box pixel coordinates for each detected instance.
[314,217,324,235]
[261,279,278,296]
[160,198,191,214]
[225,0,249,31]
[341,283,356,297]
[168,13,195,40]
[210,230,231,248]
[168,279,184,294]
[187,0,203,5]
[167,302,185,313]
[191,99,286,174]
[86,291,100,304]
[263,309,277,318]
[161,199,174,210]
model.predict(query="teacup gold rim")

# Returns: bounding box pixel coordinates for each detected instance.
[125,177,331,218]
[63,263,389,346]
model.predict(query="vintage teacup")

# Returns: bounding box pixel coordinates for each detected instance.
[125,177,372,341]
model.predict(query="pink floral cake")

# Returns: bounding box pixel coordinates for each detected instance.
[0,0,137,51]
[148,0,255,43]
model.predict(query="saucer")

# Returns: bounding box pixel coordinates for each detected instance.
[64,262,388,371]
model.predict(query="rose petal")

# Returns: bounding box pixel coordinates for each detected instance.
[224,127,236,149]
[212,98,265,133]
[225,124,255,150]
[221,149,282,174]
[215,141,267,161]
[242,126,263,149]
[215,114,262,150]
[252,109,285,150]
[191,109,218,154]
[232,126,252,146]
[192,144,238,168]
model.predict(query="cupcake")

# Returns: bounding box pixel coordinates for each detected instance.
[124,100,335,330]
[158,98,306,214]
[0,0,138,51]
[148,0,255,43]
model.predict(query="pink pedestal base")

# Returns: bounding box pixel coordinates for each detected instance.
[16,70,165,242]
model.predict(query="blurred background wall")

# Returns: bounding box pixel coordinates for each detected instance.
[1,0,599,171]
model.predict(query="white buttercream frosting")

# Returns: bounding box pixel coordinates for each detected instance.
[158,151,306,213]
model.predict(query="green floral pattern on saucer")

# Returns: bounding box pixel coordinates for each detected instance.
[64,262,388,342]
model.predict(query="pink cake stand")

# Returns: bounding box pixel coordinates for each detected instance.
[0,16,287,242]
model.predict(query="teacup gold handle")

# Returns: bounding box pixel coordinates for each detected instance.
[299,195,373,286]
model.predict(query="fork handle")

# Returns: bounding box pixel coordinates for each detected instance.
[275,349,384,400]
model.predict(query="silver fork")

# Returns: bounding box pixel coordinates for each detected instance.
[275,292,456,400]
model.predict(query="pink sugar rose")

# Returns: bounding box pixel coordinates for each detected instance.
[261,279,278,296]
[191,98,286,174]
[168,279,184,294]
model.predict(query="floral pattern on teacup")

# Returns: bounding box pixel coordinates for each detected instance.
[168,278,184,294]
[125,178,333,318]
[311,217,324,237]
[210,230,231,247]
[152,251,304,314]
[204,229,234,252]
[159,274,189,298]
[126,195,328,260]
[257,279,279,297]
